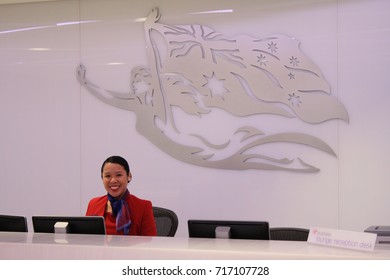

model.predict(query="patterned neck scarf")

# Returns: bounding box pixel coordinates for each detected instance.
[107,189,131,235]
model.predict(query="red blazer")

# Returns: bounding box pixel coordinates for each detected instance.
[86,193,157,236]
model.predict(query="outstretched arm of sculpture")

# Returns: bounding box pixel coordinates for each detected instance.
[76,64,140,111]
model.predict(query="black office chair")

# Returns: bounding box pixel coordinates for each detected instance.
[152,206,178,237]
[0,214,28,232]
[270,227,309,241]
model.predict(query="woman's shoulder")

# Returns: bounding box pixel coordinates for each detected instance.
[128,193,152,206]
[88,194,108,205]
[86,194,108,216]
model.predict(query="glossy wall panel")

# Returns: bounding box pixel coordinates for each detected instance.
[1,0,390,237]
[0,1,82,220]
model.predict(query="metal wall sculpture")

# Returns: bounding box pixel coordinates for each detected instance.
[77,7,348,172]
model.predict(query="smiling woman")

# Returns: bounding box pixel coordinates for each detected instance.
[85,155,157,236]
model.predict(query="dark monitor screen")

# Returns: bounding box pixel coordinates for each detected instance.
[0,214,28,232]
[188,220,270,240]
[32,216,106,235]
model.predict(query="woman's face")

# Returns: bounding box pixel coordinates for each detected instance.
[101,162,132,198]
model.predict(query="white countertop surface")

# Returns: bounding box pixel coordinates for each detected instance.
[1,232,389,260]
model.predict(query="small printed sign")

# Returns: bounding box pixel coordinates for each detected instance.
[307,227,377,252]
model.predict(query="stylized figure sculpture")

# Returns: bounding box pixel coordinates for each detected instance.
[77,7,348,172]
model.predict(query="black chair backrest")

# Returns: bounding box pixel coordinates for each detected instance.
[152,206,178,237]
[270,227,309,241]
[0,214,28,232]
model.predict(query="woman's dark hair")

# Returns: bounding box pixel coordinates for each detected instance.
[101,155,131,176]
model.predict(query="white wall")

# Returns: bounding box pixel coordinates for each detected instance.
[1,0,389,237]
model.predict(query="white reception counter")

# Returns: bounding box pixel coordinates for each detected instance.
[1,232,390,260]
